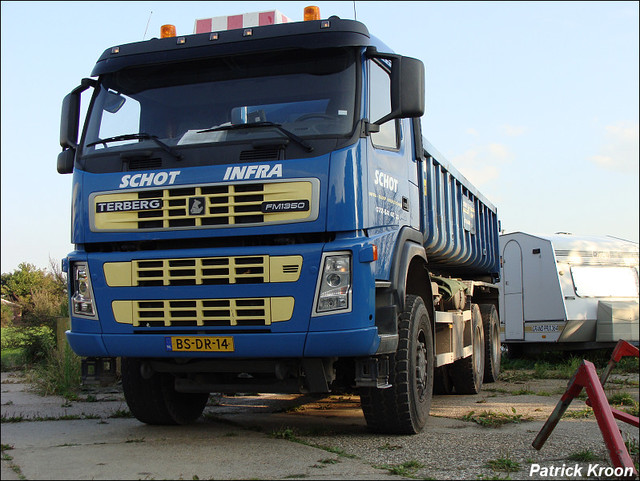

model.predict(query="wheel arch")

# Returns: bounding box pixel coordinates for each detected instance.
[388,227,434,320]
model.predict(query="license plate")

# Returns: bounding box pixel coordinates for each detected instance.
[165,336,234,352]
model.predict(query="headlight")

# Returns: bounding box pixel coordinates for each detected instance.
[72,262,98,319]
[313,253,352,315]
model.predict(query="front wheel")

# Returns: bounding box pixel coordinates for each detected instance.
[360,295,434,434]
[121,358,209,425]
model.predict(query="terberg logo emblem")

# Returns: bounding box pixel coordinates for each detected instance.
[189,197,205,216]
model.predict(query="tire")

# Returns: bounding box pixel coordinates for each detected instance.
[451,303,485,394]
[480,304,501,383]
[121,358,209,425]
[360,295,434,434]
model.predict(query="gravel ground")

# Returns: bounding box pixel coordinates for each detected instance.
[2,368,638,480]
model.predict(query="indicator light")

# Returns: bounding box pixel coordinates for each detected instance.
[161,24,177,38]
[304,6,320,21]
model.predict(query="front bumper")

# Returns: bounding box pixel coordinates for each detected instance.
[66,237,380,359]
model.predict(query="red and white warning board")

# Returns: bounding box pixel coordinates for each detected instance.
[194,10,291,34]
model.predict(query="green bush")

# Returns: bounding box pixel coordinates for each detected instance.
[1,348,26,371]
[1,326,55,364]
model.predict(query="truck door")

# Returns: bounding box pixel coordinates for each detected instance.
[503,239,525,340]
[366,58,414,233]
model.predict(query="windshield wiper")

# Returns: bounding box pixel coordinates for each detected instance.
[198,122,314,152]
[87,133,182,160]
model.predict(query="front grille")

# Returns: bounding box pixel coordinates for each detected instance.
[126,158,163,171]
[92,180,315,232]
[103,255,302,287]
[112,297,294,327]
[239,147,281,162]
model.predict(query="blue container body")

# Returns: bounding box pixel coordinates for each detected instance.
[421,139,500,279]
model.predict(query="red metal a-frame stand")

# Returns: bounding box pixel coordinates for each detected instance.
[532,340,639,476]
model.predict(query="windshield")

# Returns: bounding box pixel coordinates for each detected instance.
[82,48,357,155]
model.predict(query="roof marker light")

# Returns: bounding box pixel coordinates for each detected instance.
[161,24,176,38]
[304,6,320,21]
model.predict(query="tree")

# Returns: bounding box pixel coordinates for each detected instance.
[1,260,67,325]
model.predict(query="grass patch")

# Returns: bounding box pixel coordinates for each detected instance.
[624,436,639,474]
[375,460,424,477]
[318,458,340,465]
[462,408,532,428]
[567,449,600,462]
[510,388,536,396]
[109,408,133,418]
[378,442,403,451]
[1,412,100,423]
[24,343,81,400]
[485,453,521,473]
[269,426,356,459]
[270,427,299,441]
[501,349,639,379]
[563,407,593,419]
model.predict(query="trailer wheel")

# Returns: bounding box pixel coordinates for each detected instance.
[360,295,434,434]
[451,303,485,394]
[121,358,209,425]
[480,304,501,383]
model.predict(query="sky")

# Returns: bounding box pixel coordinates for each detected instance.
[1,1,638,274]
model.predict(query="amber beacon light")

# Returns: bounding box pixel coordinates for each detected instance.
[304,6,321,21]
[160,24,177,38]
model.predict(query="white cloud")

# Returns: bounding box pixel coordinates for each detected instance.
[466,128,480,136]
[499,124,526,137]
[450,143,513,186]
[589,122,639,173]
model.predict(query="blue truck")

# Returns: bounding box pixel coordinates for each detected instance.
[57,6,501,434]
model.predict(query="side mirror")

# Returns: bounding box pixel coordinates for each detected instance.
[57,148,75,174]
[367,48,425,125]
[390,56,425,120]
[60,91,80,150]
[58,78,96,174]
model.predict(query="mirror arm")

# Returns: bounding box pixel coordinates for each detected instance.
[72,78,97,95]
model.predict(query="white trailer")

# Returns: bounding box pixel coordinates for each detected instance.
[499,232,639,354]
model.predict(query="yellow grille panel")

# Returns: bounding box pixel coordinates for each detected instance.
[113,297,294,327]
[104,255,302,287]
[92,181,313,231]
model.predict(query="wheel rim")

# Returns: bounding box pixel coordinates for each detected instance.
[415,329,428,401]
[491,321,500,366]
[474,325,483,374]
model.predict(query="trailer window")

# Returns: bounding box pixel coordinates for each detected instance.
[570,266,639,298]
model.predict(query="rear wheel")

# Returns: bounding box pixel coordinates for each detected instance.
[451,303,485,394]
[121,358,209,425]
[481,304,501,382]
[360,295,434,434]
